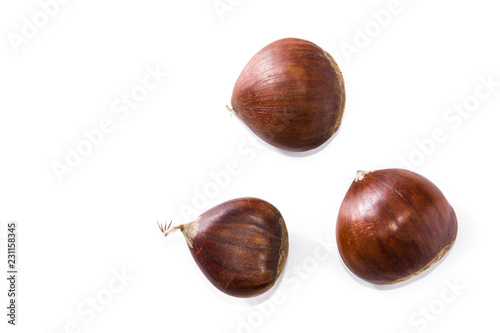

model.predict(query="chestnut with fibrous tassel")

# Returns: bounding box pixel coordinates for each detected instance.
[230,38,346,152]
[336,169,458,285]
[158,197,288,297]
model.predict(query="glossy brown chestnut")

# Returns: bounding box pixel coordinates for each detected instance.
[230,38,346,152]
[159,197,288,297]
[336,169,458,285]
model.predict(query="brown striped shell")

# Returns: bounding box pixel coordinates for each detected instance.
[173,198,288,298]
[336,169,458,285]
[231,38,346,152]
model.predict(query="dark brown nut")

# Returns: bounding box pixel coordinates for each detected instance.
[231,38,346,152]
[336,169,458,285]
[159,197,288,297]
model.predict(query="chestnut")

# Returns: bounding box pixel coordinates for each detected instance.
[230,38,346,152]
[159,197,288,297]
[336,169,458,285]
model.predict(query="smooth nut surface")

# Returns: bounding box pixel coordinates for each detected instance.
[231,38,346,152]
[336,169,458,285]
[186,197,288,297]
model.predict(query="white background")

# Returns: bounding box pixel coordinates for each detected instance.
[1,0,499,332]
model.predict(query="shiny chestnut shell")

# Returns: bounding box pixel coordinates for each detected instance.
[165,198,288,298]
[336,169,458,285]
[231,38,346,152]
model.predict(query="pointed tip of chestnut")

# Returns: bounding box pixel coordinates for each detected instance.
[231,37,346,152]
[336,169,458,285]
[354,170,369,182]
